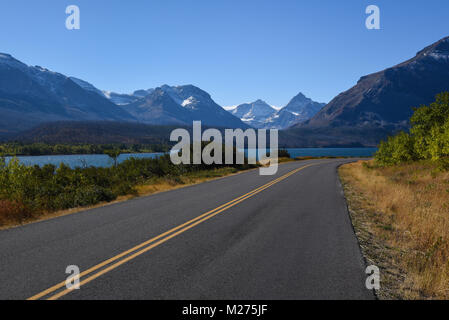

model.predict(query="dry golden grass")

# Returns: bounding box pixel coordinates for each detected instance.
[135,167,242,195]
[339,161,449,299]
[277,157,295,163]
[0,200,34,227]
[295,156,348,160]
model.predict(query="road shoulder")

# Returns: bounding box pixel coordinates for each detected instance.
[339,160,449,300]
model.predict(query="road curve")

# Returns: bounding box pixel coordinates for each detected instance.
[0,159,374,300]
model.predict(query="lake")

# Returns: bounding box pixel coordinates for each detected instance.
[4,148,377,169]
[244,148,377,160]
[283,148,377,158]
[4,153,164,169]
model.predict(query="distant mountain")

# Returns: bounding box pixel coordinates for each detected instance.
[0,53,135,134]
[132,89,155,98]
[300,36,449,130]
[230,100,277,128]
[0,53,247,133]
[228,93,324,129]
[265,93,325,129]
[102,89,157,106]
[125,85,248,128]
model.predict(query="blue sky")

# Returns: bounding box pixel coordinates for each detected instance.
[0,0,448,107]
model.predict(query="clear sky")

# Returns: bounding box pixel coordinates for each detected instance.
[0,0,448,107]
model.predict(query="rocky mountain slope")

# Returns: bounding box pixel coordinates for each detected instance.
[0,53,134,134]
[300,36,449,130]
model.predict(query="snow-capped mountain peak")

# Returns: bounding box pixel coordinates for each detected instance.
[123,84,248,128]
[229,100,277,128]
[227,93,325,129]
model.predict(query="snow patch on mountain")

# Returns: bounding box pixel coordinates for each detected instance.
[429,52,449,60]
[181,96,197,109]
[223,105,238,111]
[229,100,277,128]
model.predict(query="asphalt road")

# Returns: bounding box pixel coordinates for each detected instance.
[0,159,374,300]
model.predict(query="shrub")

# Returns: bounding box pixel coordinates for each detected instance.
[375,132,416,166]
[375,92,449,166]
[0,151,254,224]
[0,200,35,226]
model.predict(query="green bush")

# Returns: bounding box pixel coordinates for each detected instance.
[375,92,449,167]
[375,132,416,166]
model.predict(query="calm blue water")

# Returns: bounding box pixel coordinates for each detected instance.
[5,148,377,168]
[244,148,377,160]
[5,153,164,169]
[285,148,377,158]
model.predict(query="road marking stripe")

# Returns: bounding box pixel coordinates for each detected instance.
[27,168,295,300]
[28,163,317,300]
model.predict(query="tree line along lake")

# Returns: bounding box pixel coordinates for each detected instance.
[4,148,378,169]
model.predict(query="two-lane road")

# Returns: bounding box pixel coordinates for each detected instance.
[0,159,374,300]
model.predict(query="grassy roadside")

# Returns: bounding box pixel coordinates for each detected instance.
[339,160,449,299]
[0,157,295,230]
[0,166,255,230]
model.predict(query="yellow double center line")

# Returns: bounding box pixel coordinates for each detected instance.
[28,163,317,300]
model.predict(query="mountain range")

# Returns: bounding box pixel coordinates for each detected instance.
[0,54,248,135]
[0,52,326,135]
[124,85,247,128]
[228,94,325,129]
[229,100,277,128]
[1,36,448,146]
